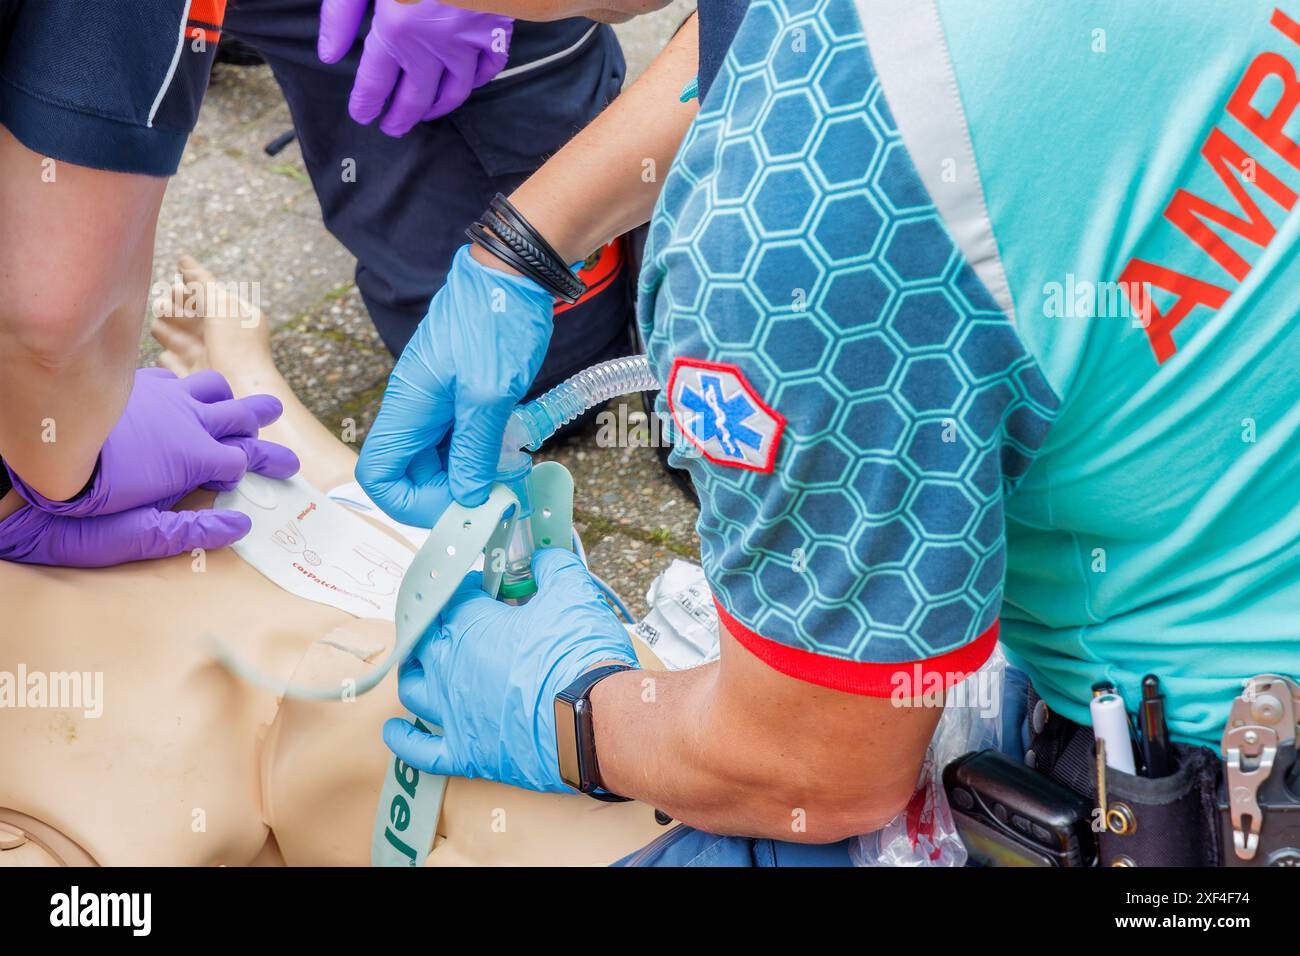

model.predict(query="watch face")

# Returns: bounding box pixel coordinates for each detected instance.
[554,698,583,790]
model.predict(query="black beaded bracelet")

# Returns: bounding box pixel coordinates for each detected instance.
[465,193,587,304]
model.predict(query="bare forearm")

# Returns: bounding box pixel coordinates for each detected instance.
[591,629,939,843]
[445,1,675,24]
[471,12,699,271]
[590,666,864,841]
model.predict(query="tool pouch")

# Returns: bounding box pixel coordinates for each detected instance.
[1024,685,1220,866]
[1093,746,1221,867]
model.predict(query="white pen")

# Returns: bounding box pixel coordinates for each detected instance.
[1090,692,1136,775]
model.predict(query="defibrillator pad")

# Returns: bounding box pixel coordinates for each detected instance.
[216,473,416,621]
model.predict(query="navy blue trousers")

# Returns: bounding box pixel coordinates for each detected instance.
[224,1,636,391]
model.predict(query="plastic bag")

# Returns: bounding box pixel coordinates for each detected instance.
[850,644,1007,867]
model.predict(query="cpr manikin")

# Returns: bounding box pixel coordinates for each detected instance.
[0,259,666,867]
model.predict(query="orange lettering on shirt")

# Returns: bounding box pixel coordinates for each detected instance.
[1119,259,1231,364]
[1163,128,1296,281]
[1228,49,1300,171]
[1115,6,1300,363]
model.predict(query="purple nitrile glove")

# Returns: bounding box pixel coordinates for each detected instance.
[0,493,252,567]
[5,367,299,518]
[317,0,513,137]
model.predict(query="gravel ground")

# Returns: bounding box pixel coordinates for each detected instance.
[141,6,702,616]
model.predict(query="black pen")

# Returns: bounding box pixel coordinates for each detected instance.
[1138,674,1171,778]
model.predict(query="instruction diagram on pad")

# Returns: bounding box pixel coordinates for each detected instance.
[216,473,416,621]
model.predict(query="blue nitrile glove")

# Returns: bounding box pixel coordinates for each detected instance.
[382,548,638,793]
[356,244,554,526]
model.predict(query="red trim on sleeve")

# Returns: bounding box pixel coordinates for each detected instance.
[187,0,227,43]
[190,0,228,27]
[715,597,999,697]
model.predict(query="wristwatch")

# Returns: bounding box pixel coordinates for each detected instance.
[554,663,634,802]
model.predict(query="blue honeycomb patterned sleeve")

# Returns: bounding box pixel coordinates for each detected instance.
[638,0,1060,695]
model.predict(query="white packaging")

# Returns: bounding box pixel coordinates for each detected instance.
[633,559,721,670]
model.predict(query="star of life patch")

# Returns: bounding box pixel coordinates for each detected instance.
[666,358,785,473]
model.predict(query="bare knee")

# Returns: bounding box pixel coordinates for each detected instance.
[1,286,112,367]
[0,126,166,364]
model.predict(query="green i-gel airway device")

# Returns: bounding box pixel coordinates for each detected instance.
[494,354,658,600]
[370,462,576,867]
[371,354,659,867]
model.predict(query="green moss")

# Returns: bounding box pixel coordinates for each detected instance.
[574,509,696,558]
[270,162,310,184]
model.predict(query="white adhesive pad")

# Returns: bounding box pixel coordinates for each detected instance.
[327,480,431,549]
[216,473,416,621]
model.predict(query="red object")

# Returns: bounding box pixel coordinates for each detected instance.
[188,0,227,44]
[666,357,786,474]
[716,596,999,697]
[554,238,624,316]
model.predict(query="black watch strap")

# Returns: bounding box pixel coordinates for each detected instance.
[554,663,634,800]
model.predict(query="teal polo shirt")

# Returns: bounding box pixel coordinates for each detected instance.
[640,0,1300,745]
